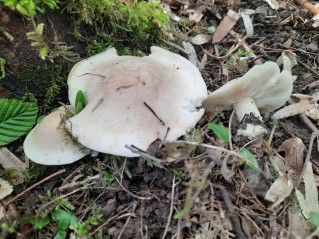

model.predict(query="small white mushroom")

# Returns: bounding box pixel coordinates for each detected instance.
[24,108,89,165]
[66,46,207,157]
[202,61,293,138]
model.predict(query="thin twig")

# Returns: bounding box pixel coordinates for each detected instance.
[203,36,246,60]
[162,176,176,239]
[228,109,235,151]
[115,177,153,200]
[117,201,138,239]
[220,187,248,239]
[159,38,190,55]
[4,169,66,207]
[267,123,277,147]
[89,206,133,237]
[299,113,319,137]
[173,140,242,159]
[125,145,165,164]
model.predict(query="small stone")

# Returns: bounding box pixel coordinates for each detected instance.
[306,42,318,52]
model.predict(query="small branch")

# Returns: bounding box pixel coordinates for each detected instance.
[117,202,138,239]
[4,169,66,207]
[298,113,319,137]
[220,187,247,239]
[125,145,165,164]
[162,176,176,239]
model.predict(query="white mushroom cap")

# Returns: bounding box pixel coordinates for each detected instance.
[23,108,89,165]
[66,46,207,157]
[202,62,293,137]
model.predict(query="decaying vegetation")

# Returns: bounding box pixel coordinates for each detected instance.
[1,0,319,238]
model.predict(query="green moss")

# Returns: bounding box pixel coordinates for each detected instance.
[0,168,18,182]
[66,0,169,55]
[16,63,66,110]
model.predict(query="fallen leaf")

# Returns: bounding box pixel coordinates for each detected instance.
[295,162,319,219]
[263,0,280,10]
[265,175,294,208]
[0,204,5,220]
[191,34,211,45]
[305,105,319,121]
[0,178,13,200]
[272,95,315,120]
[288,206,312,238]
[212,9,240,44]
[277,137,305,184]
[182,41,200,67]
[276,50,298,71]
[0,147,27,185]
[189,5,207,24]
[313,14,319,27]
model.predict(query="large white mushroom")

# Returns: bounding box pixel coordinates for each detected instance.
[66,46,208,157]
[24,108,89,165]
[202,61,293,138]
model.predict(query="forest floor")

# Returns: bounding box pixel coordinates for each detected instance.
[1,0,319,238]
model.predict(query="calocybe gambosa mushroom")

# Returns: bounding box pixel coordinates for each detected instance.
[65,46,208,157]
[23,108,89,165]
[202,61,293,138]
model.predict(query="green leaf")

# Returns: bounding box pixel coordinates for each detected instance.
[0,99,38,146]
[208,123,229,142]
[36,23,44,36]
[239,148,259,170]
[54,230,67,239]
[309,211,319,228]
[53,209,72,230]
[75,90,86,114]
[69,215,78,229]
[1,223,15,233]
[16,4,31,17]
[39,46,49,60]
[32,215,50,229]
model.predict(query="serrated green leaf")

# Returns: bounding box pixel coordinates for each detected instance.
[208,123,229,142]
[239,148,259,170]
[0,99,38,146]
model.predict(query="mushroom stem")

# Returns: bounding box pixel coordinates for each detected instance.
[233,97,266,138]
[234,97,262,122]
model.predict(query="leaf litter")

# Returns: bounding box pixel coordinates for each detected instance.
[1,0,319,238]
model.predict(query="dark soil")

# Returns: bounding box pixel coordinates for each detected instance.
[1,0,319,238]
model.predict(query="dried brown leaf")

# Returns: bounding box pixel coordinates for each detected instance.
[0,178,13,200]
[191,34,211,45]
[212,9,240,44]
[0,147,27,185]
[265,175,294,208]
[189,5,207,24]
[277,137,305,184]
[272,96,315,120]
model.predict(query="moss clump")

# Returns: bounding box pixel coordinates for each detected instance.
[14,63,66,111]
[66,0,169,55]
